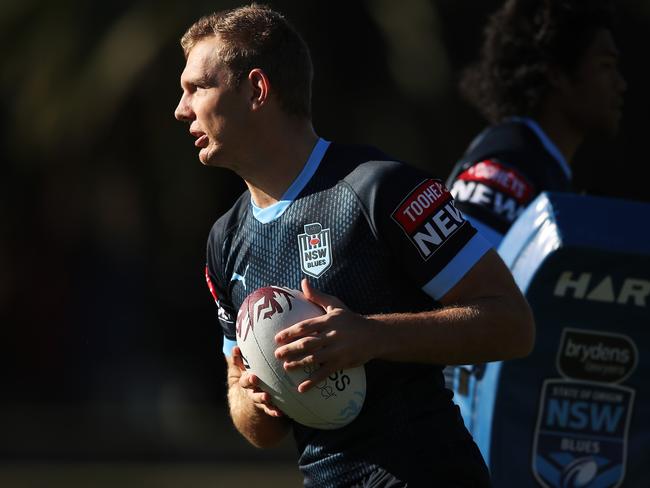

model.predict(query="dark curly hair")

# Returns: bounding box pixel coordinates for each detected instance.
[460,0,615,123]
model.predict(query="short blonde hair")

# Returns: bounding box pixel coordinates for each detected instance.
[180,4,313,118]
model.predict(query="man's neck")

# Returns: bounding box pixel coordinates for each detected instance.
[536,106,584,164]
[243,124,319,209]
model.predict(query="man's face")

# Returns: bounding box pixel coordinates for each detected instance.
[174,36,248,167]
[561,29,627,138]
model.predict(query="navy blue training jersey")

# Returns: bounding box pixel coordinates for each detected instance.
[446,118,572,246]
[205,139,491,487]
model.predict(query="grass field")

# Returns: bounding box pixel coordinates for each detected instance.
[0,404,303,487]
[0,462,303,488]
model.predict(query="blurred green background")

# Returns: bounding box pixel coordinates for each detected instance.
[1,0,649,486]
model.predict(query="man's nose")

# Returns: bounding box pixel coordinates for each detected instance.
[174,95,193,122]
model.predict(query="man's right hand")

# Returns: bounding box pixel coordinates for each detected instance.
[231,346,285,418]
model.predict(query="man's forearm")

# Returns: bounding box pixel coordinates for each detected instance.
[368,293,534,366]
[367,249,535,366]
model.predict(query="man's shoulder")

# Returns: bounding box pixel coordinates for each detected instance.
[323,142,401,178]
[463,120,545,163]
[324,142,432,192]
[448,119,566,189]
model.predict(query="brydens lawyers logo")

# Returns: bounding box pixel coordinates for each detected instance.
[298,223,332,278]
[391,179,465,259]
[557,329,638,383]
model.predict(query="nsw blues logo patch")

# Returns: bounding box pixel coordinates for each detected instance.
[532,379,635,488]
[298,222,332,278]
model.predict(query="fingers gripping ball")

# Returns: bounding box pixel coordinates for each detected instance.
[236,286,366,429]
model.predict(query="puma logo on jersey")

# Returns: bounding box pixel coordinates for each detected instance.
[392,179,467,259]
[230,264,249,290]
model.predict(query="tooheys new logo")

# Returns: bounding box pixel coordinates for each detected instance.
[450,159,534,223]
[391,179,465,259]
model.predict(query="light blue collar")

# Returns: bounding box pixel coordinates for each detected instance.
[251,138,330,223]
[508,116,572,181]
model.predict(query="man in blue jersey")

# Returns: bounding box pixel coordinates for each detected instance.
[444,0,627,442]
[174,5,534,487]
[447,0,626,247]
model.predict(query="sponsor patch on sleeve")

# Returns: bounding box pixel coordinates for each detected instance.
[391,179,467,260]
[457,159,533,202]
[205,265,219,303]
[205,265,234,324]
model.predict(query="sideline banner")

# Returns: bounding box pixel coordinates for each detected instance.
[462,192,649,487]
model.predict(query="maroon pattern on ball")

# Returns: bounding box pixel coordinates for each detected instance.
[237,287,295,342]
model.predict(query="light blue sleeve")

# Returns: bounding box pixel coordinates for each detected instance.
[465,215,504,248]
[420,232,492,300]
[222,337,237,357]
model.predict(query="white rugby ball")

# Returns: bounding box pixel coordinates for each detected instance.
[236,285,366,429]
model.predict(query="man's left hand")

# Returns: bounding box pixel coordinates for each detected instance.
[274,278,378,393]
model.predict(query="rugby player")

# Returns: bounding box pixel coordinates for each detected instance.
[175,5,534,486]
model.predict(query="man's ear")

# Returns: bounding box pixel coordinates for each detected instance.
[248,68,270,110]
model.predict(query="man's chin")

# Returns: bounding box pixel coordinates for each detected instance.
[586,115,621,140]
[199,150,226,168]
[199,148,215,166]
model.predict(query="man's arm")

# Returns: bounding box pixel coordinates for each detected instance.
[274,249,535,392]
[374,248,534,363]
[226,346,291,448]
